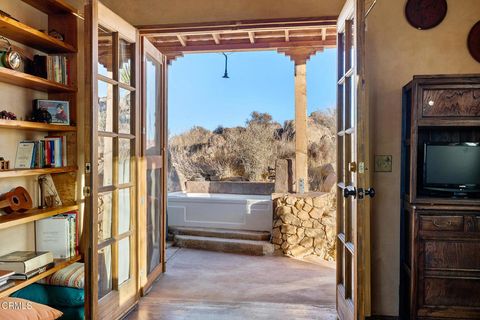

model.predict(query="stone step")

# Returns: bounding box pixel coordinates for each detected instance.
[169,226,271,241]
[174,235,274,256]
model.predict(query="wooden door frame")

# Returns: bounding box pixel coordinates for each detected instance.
[139,36,168,295]
[85,1,141,318]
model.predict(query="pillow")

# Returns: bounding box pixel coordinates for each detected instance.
[57,306,84,320]
[0,297,62,320]
[11,284,84,307]
[38,263,84,289]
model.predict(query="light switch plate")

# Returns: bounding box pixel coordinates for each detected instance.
[375,155,392,172]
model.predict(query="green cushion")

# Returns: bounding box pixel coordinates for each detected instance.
[11,283,84,307]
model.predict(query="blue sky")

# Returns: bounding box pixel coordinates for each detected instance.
[168,48,337,135]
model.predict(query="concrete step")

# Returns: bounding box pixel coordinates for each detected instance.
[169,227,271,241]
[174,235,274,256]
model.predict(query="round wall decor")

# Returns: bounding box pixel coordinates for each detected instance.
[468,21,480,63]
[405,0,448,30]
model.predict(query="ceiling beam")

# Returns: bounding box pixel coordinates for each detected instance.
[153,39,336,54]
[212,33,220,44]
[322,28,327,41]
[248,31,255,44]
[177,35,187,47]
[285,30,290,42]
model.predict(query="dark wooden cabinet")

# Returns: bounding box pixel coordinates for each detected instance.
[400,75,480,319]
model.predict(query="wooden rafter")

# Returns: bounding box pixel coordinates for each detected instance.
[248,31,255,44]
[322,28,327,41]
[176,34,187,47]
[212,33,220,44]
[284,30,290,42]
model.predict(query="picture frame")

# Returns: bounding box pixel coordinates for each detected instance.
[35,99,70,125]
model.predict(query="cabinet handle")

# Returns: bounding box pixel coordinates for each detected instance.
[432,219,452,228]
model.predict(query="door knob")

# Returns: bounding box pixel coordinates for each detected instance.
[365,188,375,198]
[343,186,357,199]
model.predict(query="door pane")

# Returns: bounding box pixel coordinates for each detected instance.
[98,80,114,132]
[98,245,112,299]
[119,88,132,134]
[118,139,131,184]
[118,237,130,285]
[98,192,113,242]
[118,188,131,234]
[145,55,162,275]
[119,39,132,85]
[98,137,113,187]
[98,27,113,78]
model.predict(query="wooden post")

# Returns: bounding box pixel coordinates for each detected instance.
[278,47,321,193]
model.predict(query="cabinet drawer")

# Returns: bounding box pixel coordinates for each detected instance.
[422,88,480,118]
[420,215,464,231]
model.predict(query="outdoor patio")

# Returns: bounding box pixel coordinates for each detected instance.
[125,247,336,320]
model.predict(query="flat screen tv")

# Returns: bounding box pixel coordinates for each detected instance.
[423,143,480,195]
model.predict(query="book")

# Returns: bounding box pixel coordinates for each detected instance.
[0,251,53,274]
[38,174,63,207]
[0,281,15,292]
[0,270,14,282]
[36,215,74,259]
[10,262,54,280]
[15,141,35,169]
[33,55,69,85]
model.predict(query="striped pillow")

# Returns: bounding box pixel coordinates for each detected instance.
[38,263,84,289]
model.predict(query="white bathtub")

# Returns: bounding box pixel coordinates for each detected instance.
[167,192,273,232]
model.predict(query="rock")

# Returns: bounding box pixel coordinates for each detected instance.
[290,245,313,257]
[286,235,300,245]
[297,227,305,239]
[273,219,283,228]
[295,201,304,211]
[314,237,326,248]
[275,206,292,216]
[302,220,313,228]
[313,196,329,208]
[272,237,283,245]
[291,207,300,215]
[281,213,301,226]
[303,202,313,212]
[297,210,310,221]
[285,196,296,205]
[272,227,282,239]
[274,244,281,250]
[305,228,322,238]
[299,237,314,248]
[281,242,290,250]
[281,224,297,235]
[305,197,313,207]
[309,208,322,219]
[282,234,288,240]
[313,220,323,229]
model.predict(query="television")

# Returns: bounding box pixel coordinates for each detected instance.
[423,143,480,196]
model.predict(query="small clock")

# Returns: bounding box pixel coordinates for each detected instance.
[405,0,448,30]
[1,49,22,70]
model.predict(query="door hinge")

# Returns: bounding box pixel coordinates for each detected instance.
[85,162,91,174]
[359,162,366,174]
[83,186,91,197]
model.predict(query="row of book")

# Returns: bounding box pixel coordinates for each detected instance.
[36,212,79,260]
[15,136,67,169]
[0,251,53,282]
[33,55,70,85]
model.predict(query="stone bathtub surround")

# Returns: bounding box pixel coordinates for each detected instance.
[272,193,336,261]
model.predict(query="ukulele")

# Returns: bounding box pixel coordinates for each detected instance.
[0,187,33,213]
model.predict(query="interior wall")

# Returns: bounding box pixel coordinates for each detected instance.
[366,0,480,316]
[99,0,344,26]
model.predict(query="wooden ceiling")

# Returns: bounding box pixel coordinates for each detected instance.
[139,17,338,61]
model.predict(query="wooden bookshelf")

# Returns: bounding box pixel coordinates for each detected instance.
[0,15,76,53]
[20,0,78,15]
[0,119,76,132]
[0,68,76,93]
[0,166,77,179]
[0,204,79,230]
[0,255,82,298]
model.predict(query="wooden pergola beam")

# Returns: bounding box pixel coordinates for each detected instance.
[212,33,220,44]
[322,28,327,41]
[285,30,290,42]
[177,34,187,47]
[248,31,255,44]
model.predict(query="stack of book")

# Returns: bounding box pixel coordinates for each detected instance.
[0,270,14,291]
[36,212,79,259]
[33,55,70,85]
[0,251,54,280]
[15,136,67,169]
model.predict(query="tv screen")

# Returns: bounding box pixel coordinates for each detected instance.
[424,144,480,190]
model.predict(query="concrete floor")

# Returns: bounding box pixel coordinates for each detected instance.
[125,248,336,320]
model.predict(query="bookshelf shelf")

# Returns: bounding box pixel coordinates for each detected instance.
[0,255,82,298]
[20,0,79,15]
[0,15,76,53]
[0,68,76,93]
[0,204,79,230]
[0,119,76,132]
[0,166,77,179]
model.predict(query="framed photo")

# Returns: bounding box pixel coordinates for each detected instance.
[35,100,70,125]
